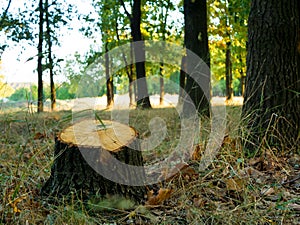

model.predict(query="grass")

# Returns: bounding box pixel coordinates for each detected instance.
[0,105,299,224]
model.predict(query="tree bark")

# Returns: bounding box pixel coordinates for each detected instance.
[131,0,151,108]
[183,0,210,117]
[120,0,151,108]
[238,54,245,97]
[37,0,44,113]
[41,119,146,203]
[105,43,114,108]
[158,0,170,106]
[225,42,233,101]
[45,0,56,111]
[242,0,300,153]
[159,62,164,105]
[178,55,187,104]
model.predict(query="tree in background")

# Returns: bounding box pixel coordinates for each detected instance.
[147,0,177,105]
[242,0,300,153]
[95,0,119,108]
[44,0,71,110]
[37,0,44,112]
[45,0,56,110]
[183,0,210,117]
[208,0,249,97]
[120,0,152,108]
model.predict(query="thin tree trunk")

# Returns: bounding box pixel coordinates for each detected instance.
[183,0,210,117]
[120,0,151,108]
[127,43,135,107]
[225,42,233,101]
[115,21,135,107]
[158,0,170,106]
[131,0,151,108]
[45,0,56,111]
[105,43,114,108]
[238,55,245,97]
[37,0,44,113]
[178,55,186,105]
[159,62,164,105]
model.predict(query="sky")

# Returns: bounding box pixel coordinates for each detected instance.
[0,0,99,84]
[0,0,183,84]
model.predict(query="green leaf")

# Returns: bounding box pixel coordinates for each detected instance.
[94,112,106,129]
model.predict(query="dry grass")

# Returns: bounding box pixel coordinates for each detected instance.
[0,106,299,224]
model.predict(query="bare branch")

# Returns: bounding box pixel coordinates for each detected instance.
[119,0,131,20]
[0,0,13,26]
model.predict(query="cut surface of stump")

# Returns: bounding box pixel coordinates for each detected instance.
[41,119,146,203]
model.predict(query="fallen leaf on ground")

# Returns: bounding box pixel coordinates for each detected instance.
[225,177,245,191]
[146,188,173,205]
[33,132,46,140]
[9,195,26,213]
[160,163,198,182]
[192,144,203,160]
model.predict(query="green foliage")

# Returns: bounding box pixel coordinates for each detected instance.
[9,87,32,101]
[0,76,14,98]
[212,78,242,96]
[56,85,75,100]
[208,0,250,90]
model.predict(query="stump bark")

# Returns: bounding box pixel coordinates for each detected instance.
[41,119,146,203]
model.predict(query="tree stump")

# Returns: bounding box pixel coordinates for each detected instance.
[41,119,146,203]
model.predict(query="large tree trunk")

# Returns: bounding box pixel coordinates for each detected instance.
[37,0,44,113]
[41,119,146,203]
[183,0,210,117]
[242,0,300,153]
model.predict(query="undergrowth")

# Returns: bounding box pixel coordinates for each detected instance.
[0,106,299,224]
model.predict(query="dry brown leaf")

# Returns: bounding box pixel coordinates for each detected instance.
[33,132,46,140]
[192,144,203,160]
[221,135,237,149]
[225,177,244,191]
[146,188,173,205]
[9,195,26,213]
[160,163,198,182]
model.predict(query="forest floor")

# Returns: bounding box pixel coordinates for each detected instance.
[0,97,299,224]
